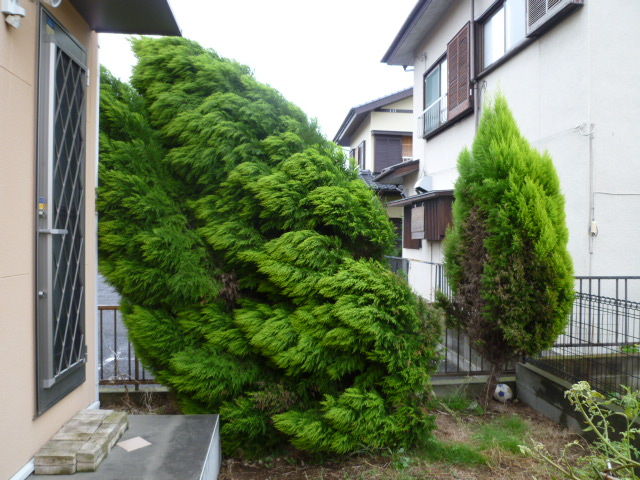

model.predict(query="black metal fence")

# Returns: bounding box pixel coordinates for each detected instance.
[386,259,640,387]
[99,269,640,394]
[98,306,156,388]
[386,256,502,376]
[529,277,640,396]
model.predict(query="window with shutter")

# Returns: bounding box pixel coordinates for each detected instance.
[374,135,403,173]
[447,22,472,120]
[403,206,421,249]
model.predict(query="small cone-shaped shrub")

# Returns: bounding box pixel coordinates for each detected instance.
[98,37,441,456]
[443,95,574,397]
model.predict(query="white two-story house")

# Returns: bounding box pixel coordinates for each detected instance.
[381,0,640,299]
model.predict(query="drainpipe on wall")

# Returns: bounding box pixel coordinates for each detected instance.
[470,0,479,132]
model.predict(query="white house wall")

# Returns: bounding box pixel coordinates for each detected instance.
[405,0,640,284]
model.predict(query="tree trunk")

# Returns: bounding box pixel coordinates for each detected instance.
[481,361,504,408]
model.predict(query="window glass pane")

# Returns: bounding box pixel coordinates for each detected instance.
[483,6,505,67]
[440,58,448,97]
[506,0,526,49]
[425,65,441,108]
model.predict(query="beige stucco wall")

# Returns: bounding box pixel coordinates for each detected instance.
[349,115,372,170]
[404,0,640,289]
[347,95,414,173]
[0,2,98,478]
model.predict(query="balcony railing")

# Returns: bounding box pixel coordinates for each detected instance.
[419,94,448,137]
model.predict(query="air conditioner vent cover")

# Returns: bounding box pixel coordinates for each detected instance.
[526,0,584,37]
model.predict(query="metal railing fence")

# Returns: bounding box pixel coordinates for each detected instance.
[529,276,640,396]
[98,306,156,389]
[99,267,640,395]
[386,258,640,388]
[419,94,448,137]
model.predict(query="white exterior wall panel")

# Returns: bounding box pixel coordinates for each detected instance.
[402,0,639,286]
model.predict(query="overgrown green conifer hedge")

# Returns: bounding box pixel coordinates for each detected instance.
[443,95,574,393]
[98,37,441,456]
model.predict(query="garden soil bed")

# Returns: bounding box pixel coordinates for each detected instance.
[219,402,582,480]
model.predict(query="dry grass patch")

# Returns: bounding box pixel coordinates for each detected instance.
[219,402,583,480]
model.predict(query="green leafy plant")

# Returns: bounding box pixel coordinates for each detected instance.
[620,344,640,354]
[521,381,640,479]
[98,37,442,456]
[442,95,574,404]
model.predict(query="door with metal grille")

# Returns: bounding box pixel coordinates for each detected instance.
[36,10,88,415]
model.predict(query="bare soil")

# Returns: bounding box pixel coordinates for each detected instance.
[219,402,583,480]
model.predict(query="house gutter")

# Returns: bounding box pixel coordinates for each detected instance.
[471,0,481,133]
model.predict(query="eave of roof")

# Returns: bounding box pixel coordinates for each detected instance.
[69,0,181,35]
[333,87,412,146]
[373,159,419,184]
[359,170,401,193]
[381,0,453,66]
[386,189,454,207]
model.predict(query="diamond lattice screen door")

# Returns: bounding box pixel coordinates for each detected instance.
[36,10,88,415]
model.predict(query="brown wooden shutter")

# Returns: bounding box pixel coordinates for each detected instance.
[374,135,403,173]
[403,206,421,249]
[447,22,472,120]
[425,197,454,241]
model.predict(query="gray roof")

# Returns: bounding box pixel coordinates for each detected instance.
[382,0,453,66]
[386,189,453,207]
[359,170,401,193]
[333,88,413,146]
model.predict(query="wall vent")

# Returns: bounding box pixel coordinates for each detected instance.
[526,0,584,37]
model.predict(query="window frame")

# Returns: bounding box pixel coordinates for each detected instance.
[356,140,366,169]
[35,8,88,416]
[476,0,533,77]
[421,53,448,137]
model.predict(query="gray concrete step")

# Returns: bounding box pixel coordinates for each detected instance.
[30,415,220,480]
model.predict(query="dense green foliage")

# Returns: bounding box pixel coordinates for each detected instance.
[443,95,573,381]
[98,37,441,456]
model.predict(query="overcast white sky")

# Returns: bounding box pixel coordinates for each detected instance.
[98,0,416,139]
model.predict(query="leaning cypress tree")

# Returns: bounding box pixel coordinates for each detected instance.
[443,95,574,402]
[98,37,442,456]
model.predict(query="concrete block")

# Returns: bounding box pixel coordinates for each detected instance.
[52,431,93,442]
[35,441,84,465]
[516,363,583,432]
[77,439,108,464]
[34,464,76,475]
[58,418,101,435]
[77,409,113,416]
[102,411,127,425]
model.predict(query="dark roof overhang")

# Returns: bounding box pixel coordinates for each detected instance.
[358,170,401,194]
[333,88,412,146]
[373,159,419,185]
[386,189,453,207]
[69,0,181,35]
[382,0,453,66]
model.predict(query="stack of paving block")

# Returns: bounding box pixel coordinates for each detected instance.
[35,409,128,474]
